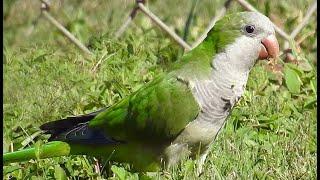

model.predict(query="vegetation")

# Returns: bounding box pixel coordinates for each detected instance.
[3,0,316,179]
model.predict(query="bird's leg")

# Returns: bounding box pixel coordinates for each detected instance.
[164,143,190,169]
[196,147,210,177]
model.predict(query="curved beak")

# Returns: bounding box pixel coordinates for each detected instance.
[258,34,280,60]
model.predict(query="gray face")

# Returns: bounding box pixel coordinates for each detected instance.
[223,12,277,72]
[241,12,275,40]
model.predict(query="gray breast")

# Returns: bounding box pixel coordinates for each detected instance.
[191,68,248,126]
[179,50,250,148]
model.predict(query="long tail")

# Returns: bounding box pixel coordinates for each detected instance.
[4,108,119,164]
[3,141,71,164]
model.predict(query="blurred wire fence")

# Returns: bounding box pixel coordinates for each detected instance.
[34,0,316,58]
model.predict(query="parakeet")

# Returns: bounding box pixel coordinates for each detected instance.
[3,12,279,173]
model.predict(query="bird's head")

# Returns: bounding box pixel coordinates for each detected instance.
[205,12,280,71]
[237,12,280,60]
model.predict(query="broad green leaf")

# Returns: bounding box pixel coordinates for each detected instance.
[285,63,303,76]
[54,165,67,180]
[284,65,302,94]
[111,165,127,180]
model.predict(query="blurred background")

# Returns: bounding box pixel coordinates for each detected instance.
[3,0,317,179]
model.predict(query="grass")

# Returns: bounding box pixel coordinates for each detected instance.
[3,0,317,179]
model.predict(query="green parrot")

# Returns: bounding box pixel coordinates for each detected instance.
[3,12,279,173]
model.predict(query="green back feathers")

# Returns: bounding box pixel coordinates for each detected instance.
[205,12,244,53]
[170,13,244,78]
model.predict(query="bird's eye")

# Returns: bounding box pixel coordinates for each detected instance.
[245,25,255,33]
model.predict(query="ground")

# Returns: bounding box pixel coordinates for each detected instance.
[3,0,317,179]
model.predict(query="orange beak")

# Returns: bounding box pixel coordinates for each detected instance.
[258,34,280,60]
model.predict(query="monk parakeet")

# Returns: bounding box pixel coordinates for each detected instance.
[3,12,279,173]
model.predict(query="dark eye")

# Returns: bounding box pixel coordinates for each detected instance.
[245,25,255,33]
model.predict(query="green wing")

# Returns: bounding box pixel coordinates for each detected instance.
[88,11,245,143]
[89,73,200,143]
